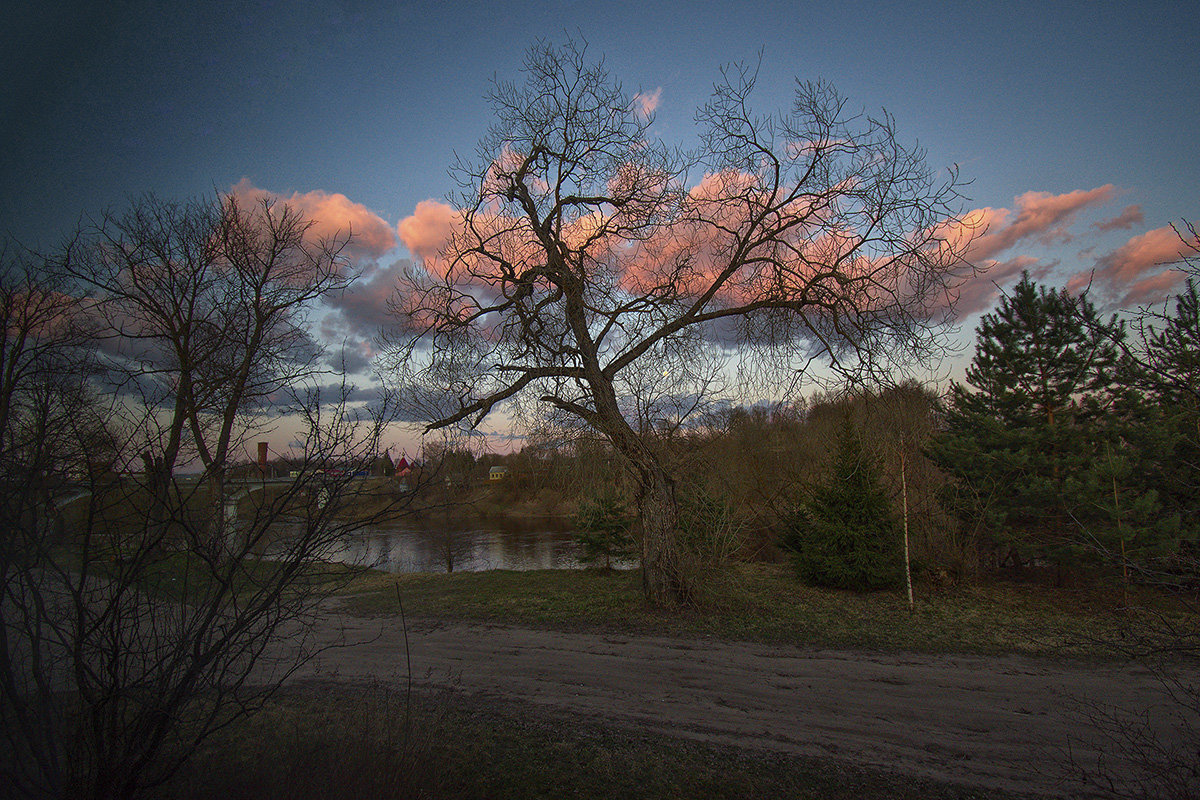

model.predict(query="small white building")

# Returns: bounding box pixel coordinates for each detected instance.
[488,466,509,481]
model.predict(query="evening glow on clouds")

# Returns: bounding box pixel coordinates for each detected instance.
[270,180,1196,374]
[3,1,1197,448]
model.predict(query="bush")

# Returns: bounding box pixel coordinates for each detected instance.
[781,417,903,590]
[677,489,747,567]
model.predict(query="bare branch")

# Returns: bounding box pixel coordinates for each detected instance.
[382,38,974,606]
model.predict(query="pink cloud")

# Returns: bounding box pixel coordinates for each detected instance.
[952,255,1050,318]
[1092,204,1144,232]
[396,200,542,332]
[400,167,958,339]
[397,199,460,263]
[396,173,1127,339]
[633,87,662,116]
[959,185,1117,263]
[1117,270,1190,308]
[924,185,1124,319]
[230,179,397,260]
[396,168,838,311]
[1097,225,1191,281]
[1071,224,1198,308]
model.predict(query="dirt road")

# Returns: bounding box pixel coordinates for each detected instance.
[292,613,1192,797]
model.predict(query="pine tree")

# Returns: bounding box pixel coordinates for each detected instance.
[1141,278,1200,535]
[929,272,1165,573]
[781,416,903,590]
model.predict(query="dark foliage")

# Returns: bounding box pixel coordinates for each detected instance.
[573,488,636,569]
[928,272,1179,572]
[781,417,903,590]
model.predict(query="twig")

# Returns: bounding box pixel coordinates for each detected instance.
[394,581,413,746]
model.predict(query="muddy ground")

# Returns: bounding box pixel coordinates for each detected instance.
[287,609,1194,798]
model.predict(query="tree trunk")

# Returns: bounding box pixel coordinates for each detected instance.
[584,367,688,606]
[637,464,683,607]
[900,449,914,611]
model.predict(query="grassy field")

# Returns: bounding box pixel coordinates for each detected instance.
[339,563,1193,660]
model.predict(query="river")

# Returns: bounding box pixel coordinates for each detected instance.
[325,516,611,573]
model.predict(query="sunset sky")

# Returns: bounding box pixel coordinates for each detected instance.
[3,1,1197,450]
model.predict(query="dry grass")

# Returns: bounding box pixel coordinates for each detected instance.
[339,563,1194,659]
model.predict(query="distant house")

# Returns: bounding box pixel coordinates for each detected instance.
[371,452,396,477]
[392,457,414,492]
[488,466,508,481]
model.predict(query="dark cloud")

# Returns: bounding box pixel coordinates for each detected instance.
[313,382,378,404]
[322,257,412,346]
[324,341,373,376]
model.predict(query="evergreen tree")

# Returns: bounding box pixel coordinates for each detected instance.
[781,416,903,590]
[573,488,635,569]
[1147,278,1200,401]
[929,272,1169,572]
[1139,278,1200,536]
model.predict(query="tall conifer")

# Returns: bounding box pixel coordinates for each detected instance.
[930,272,1166,573]
[781,416,903,590]
[1139,278,1200,535]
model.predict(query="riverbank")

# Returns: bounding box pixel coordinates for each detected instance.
[330,477,578,526]
[337,563,1189,660]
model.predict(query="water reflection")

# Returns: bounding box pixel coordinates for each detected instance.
[328,516,602,573]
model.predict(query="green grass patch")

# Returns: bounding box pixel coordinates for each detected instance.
[340,563,1192,659]
[89,548,372,605]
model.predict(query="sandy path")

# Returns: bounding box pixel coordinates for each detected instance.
[292,613,1192,797]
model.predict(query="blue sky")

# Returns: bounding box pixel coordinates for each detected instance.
[3,0,1198,450]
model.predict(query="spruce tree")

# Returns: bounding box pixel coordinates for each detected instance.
[573,488,635,569]
[781,416,903,590]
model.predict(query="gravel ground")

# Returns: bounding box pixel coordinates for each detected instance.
[286,610,1196,798]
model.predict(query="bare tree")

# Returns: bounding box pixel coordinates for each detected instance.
[0,203,419,799]
[0,240,96,476]
[384,40,972,606]
[66,193,356,550]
